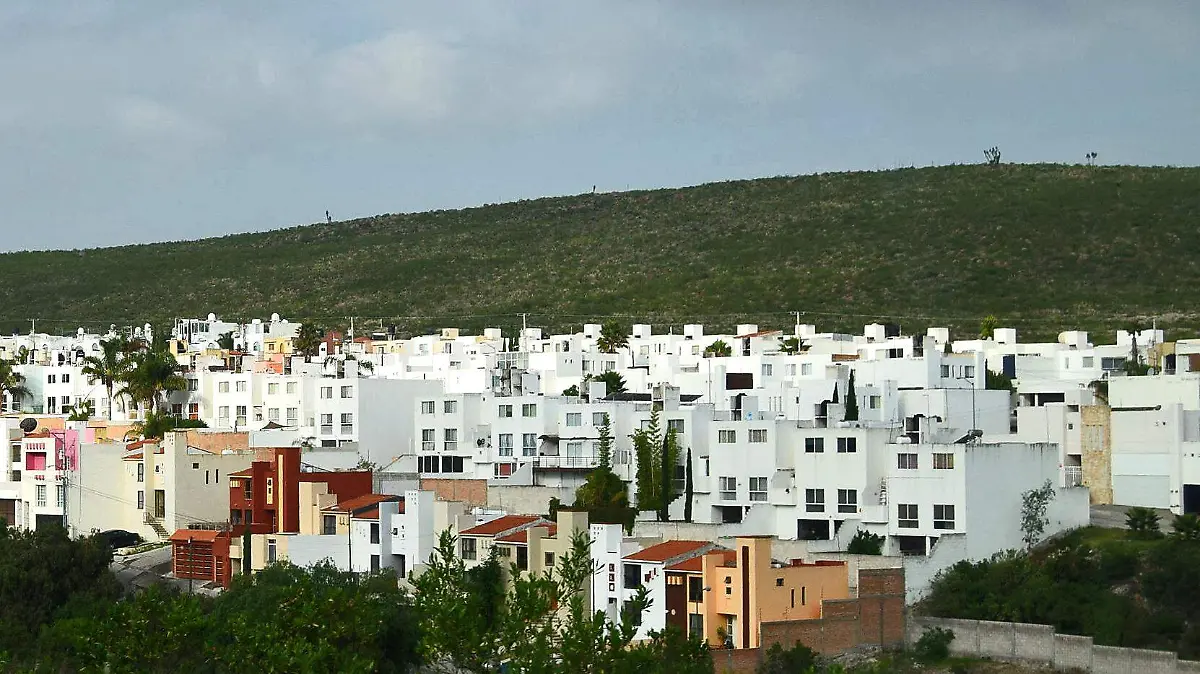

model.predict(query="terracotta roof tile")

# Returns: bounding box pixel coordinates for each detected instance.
[460,515,544,538]
[496,523,557,544]
[666,556,703,572]
[23,431,51,439]
[356,508,380,520]
[625,540,711,564]
[322,493,401,514]
[228,468,254,477]
[169,529,225,543]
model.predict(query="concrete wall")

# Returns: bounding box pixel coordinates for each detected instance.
[909,616,1192,673]
[486,484,572,514]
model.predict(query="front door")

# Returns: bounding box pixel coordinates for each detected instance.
[154,490,166,518]
[1184,485,1200,514]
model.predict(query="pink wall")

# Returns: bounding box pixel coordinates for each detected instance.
[50,429,79,471]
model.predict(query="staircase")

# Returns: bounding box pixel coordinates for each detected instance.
[143,512,169,539]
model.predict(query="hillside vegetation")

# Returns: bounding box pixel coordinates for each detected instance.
[2,163,1198,338]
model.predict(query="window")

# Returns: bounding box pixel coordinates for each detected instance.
[135,490,144,510]
[340,413,354,432]
[898,504,919,528]
[444,400,458,414]
[188,402,200,419]
[963,365,975,378]
[219,381,229,393]
[47,398,57,414]
[762,363,773,377]
[668,418,685,434]
[522,403,537,417]
[786,364,797,376]
[137,463,144,482]
[218,406,229,420]
[268,408,280,422]
[268,383,279,395]
[749,477,768,502]
[444,428,458,451]
[320,386,333,399]
[286,407,298,423]
[801,363,813,376]
[441,456,465,473]
[933,453,955,470]
[516,546,528,571]
[188,379,199,392]
[421,429,436,451]
[370,523,380,544]
[688,576,704,603]
[522,433,537,456]
[718,429,736,443]
[897,453,918,470]
[236,381,247,392]
[341,386,353,398]
[320,514,337,535]
[34,484,47,507]
[421,401,435,414]
[719,476,737,500]
[593,412,607,426]
[498,433,514,456]
[320,413,334,431]
[236,405,247,418]
[805,437,825,453]
[870,395,881,409]
[566,413,582,427]
[624,563,642,588]
[805,489,825,512]
[370,554,381,573]
[267,539,277,563]
[940,365,950,378]
[493,462,516,478]
[461,537,477,561]
[838,489,858,513]
[1082,356,1095,368]
[47,374,56,384]
[498,404,513,418]
[934,504,955,530]
[418,456,439,473]
[837,437,857,453]
[545,551,555,567]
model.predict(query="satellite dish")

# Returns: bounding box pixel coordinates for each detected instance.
[19,418,38,433]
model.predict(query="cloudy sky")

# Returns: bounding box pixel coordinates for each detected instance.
[1,1,1197,252]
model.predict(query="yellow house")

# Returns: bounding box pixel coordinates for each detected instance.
[263,336,293,356]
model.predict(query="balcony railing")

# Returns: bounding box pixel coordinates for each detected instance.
[1064,465,1083,488]
[534,455,599,470]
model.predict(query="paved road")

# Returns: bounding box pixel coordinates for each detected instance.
[1090,504,1175,532]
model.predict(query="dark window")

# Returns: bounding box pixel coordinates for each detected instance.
[624,563,642,588]
[688,576,703,602]
[370,554,380,573]
[322,514,336,535]
[516,546,528,571]
[837,437,856,453]
[370,522,380,544]
[545,552,555,567]
[804,437,825,453]
[461,537,477,561]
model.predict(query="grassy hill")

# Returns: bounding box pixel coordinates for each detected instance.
[2,163,1199,340]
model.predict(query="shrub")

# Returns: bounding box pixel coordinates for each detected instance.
[1126,507,1163,540]
[757,641,817,674]
[1172,513,1200,542]
[847,530,884,555]
[913,627,955,663]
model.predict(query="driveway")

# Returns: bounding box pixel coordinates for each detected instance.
[1089,504,1175,532]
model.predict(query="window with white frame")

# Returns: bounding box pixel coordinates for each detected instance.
[963,365,975,378]
[421,401,435,415]
[719,477,737,500]
[837,489,857,513]
[801,363,813,376]
[940,365,950,378]
[749,429,768,443]
[188,379,199,392]
[749,477,768,502]
[837,437,857,453]
[522,403,537,417]
[897,453,918,469]
[340,413,353,431]
[444,400,458,414]
[444,428,458,451]
[566,413,582,427]
[421,429,436,451]
[286,407,298,423]
[340,386,353,398]
[320,413,333,430]
[56,485,64,508]
[786,364,797,376]
[869,395,881,409]
[898,504,919,528]
[236,381,247,392]
[286,382,297,395]
[522,433,537,456]
[320,386,333,399]
[718,429,736,443]
[762,363,773,377]
[805,489,825,512]
[565,440,584,457]
[593,412,607,426]
[218,381,229,393]
[1082,356,1094,368]
[218,406,229,420]
[933,453,955,469]
[268,383,279,395]
[461,537,477,561]
[498,433,514,456]
[47,374,56,384]
[668,418,685,434]
[236,405,247,420]
[268,408,280,422]
[934,504,955,529]
[804,437,824,453]
[498,404,513,418]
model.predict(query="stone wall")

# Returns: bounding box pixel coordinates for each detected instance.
[910,616,1190,673]
[420,478,488,507]
[1081,404,1114,504]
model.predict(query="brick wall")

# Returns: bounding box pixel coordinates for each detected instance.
[711,647,761,674]
[420,478,488,507]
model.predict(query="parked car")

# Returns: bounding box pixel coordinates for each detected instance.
[95,529,142,550]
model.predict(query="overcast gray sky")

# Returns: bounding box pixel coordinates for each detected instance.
[1,1,1197,252]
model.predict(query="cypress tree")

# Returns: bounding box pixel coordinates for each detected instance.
[844,370,859,422]
[684,447,694,523]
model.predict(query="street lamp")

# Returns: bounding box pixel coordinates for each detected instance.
[956,375,981,441]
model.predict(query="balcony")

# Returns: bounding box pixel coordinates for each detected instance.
[534,455,599,470]
[1064,465,1083,488]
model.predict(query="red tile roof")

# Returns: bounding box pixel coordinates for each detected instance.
[459,515,543,538]
[323,493,401,514]
[356,508,380,520]
[23,431,51,439]
[228,468,254,477]
[169,529,225,543]
[666,556,704,572]
[625,540,711,564]
[123,452,143,461]
[496,523,557,544]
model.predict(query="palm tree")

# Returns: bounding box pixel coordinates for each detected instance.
[592,370,627,395]
[596,321,628,354]
[82,337,134,420]
[119,348,186,417]
[0,358,29,413]
[294,323,324,362]
[778,336,806,355]
[703,340,732,358]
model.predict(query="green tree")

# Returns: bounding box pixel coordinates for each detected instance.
[703,340,732,358]
[986,368,1015,391]
[1020,479,1056,548]
[846,530,884,555]
[81,337,133,420]
[979,314,998,339]
[1126,507,1163,540]
[633,409,663,511]
[562,384,580,397]
[778,336,805,355]
[573,468,636,534]
[597,321,629,354]
[757,641,817,674]
[0,357,29,413]
[683,447,694,523]
[217,331,236,350]
[843,370,859,422]
[293,323,324,362]
[657,428,681,522]
[1172,513,1200,542]
[411,531,505,672]
[593,370,627,396]
[596,413,613,468]
[118,347,186,416]
[66,399,95,421]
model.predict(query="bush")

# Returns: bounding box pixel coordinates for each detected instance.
[1126,507,1163,540]
[913,627,955,663]
[847,530,884,555]
[757,641,818,674]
